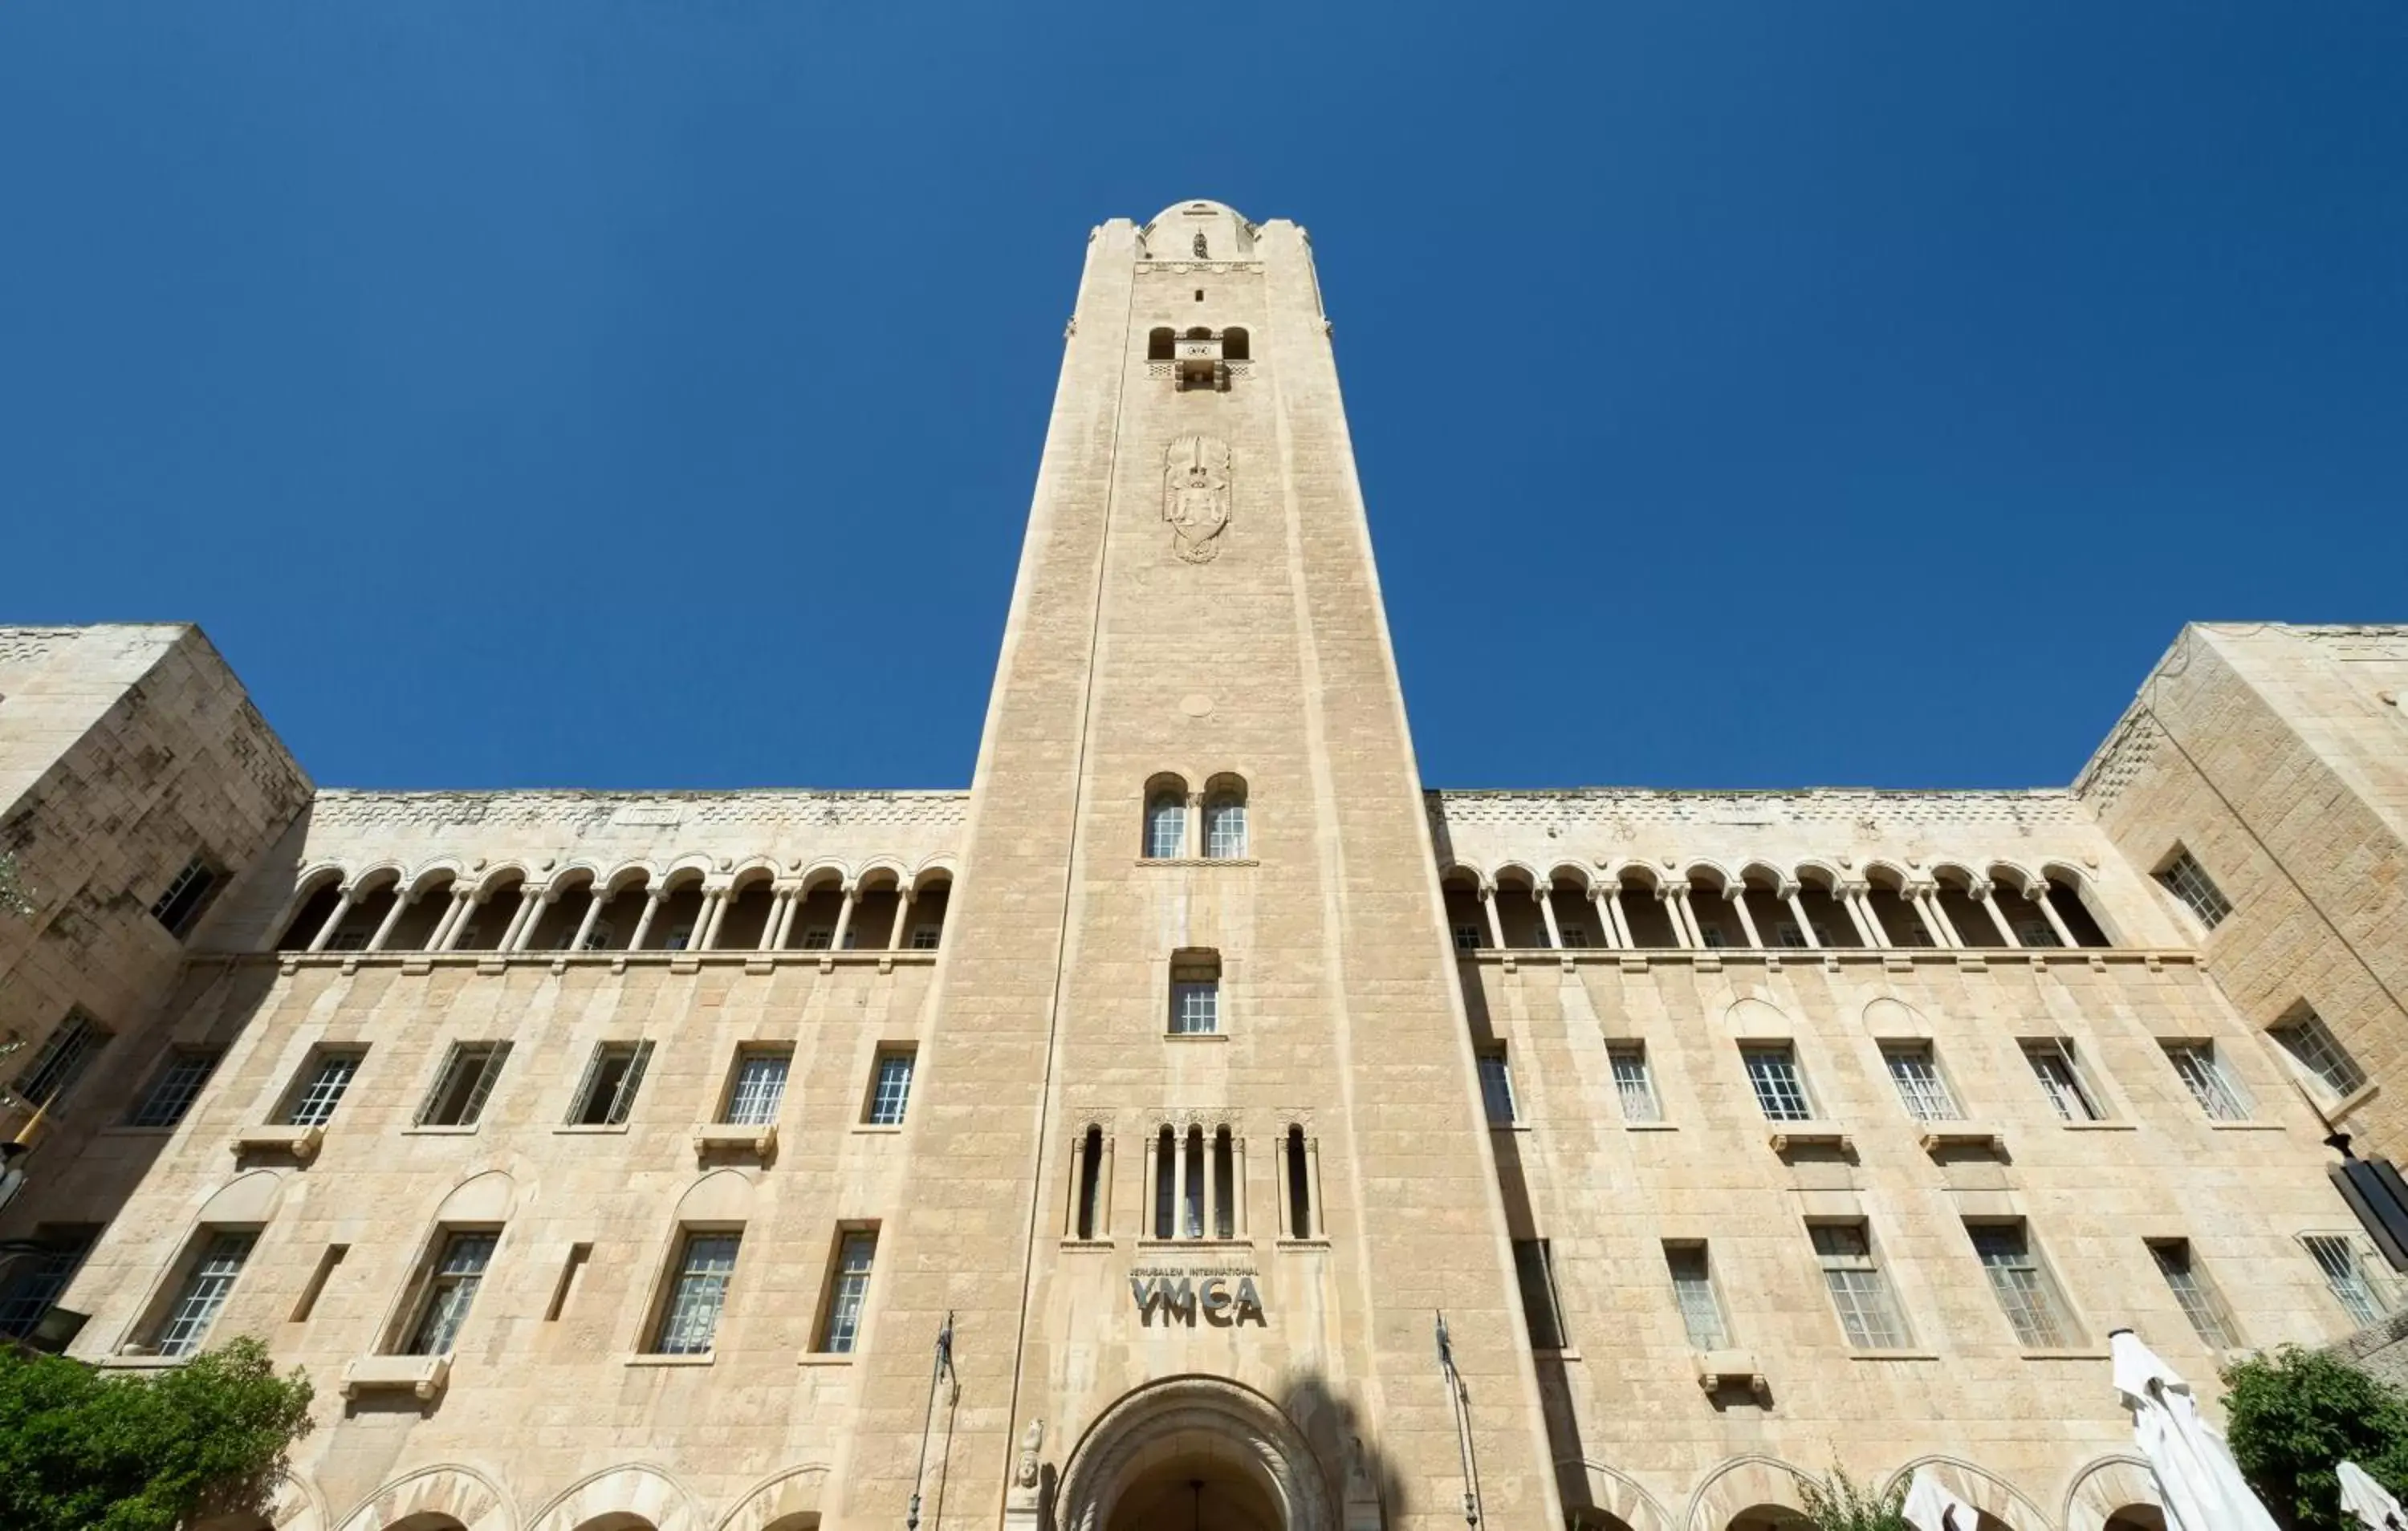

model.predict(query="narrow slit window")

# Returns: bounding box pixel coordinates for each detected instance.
[1478,1051,1517,1126]
[1285,1126,1313,1240]
[1512,1238,1568,1350]
[1212,1126,1235,1240]
[1664,1243,1728,1349]
[288,1243,345,1324]
[545,1243,592,1322]
[1153,1127,1178,1238]
[1182,1126,1206,1238]
[1076,1126,1105,1240]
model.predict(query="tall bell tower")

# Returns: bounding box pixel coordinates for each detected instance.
[833,202,1563,1531]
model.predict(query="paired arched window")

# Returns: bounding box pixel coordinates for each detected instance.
[1143,788,1187,859]
[1141,774,1249,859]
[1203,778,1247,859]
[1151,1123,1240,1239]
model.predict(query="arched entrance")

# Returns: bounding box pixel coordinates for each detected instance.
[1058,1377,1338,1531]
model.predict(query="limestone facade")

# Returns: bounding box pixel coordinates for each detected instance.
[0,205,2403,1531]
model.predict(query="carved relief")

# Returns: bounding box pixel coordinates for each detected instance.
[1163,436,1233,564]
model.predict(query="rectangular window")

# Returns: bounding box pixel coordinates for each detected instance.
[2149,1240,2241,1349]
[2158,848,2234,930]
[1777,924,1810,949]
[722,1048,791,1127]
[1512,1238,1567,1350]
[1968,1221,2075,1348]
[2305,1233,2396,1327]
[1609,1045,1661,1123]
[1811,1222,1910,1349]
[127,1048,220,1128]
[282,1050,364,1127]
[816,1229,877,1354]
[909,924,942,950]
[867,1050,915,1126]
[1453,924,1483,952]
[1205,801,1248,859]
[1882,1044,1960,1122]
[651,1231,741,1354]
[1478,1052,1517,1126]
[1700,926,1728,949]
[799,928,833,951]
[403,1230,497,1354]
[153,1231,256,1357]
[1169,949,1221,1035]
[149,855,222,938]
[2019,921,2061,948]
[2272,1009,2367,1100]
[2024,1039,2103,1122]
[1743,1046,1812,1122]
[15,1009,107,1108]
[2164,1042,2251,1121]
[1559,924,1590,948]
[0,1228,99,1341]
[1665,1243,1729,1349]
[414,1042,511,1127]
[567,1042,653,1127]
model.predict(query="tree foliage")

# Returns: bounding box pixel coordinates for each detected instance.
[1799,1466,1911,1531]
[0,851,33,920]
[2223,1344,2408,1531]
[0,1336,314,1531]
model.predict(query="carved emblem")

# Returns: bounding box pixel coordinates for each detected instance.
[1016,1417,1044,1486]
[1194,231,1209,258]
[1163,435,1232,564]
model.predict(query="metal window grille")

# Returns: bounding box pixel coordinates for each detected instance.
[149,855,219,936]
[2150,1241,2240,1349]
[799,928,832,950]
[327,928,370,952]
[2020,921,2061,948]
[2165,1042,2250,1121]
[1666,1245,1728,1348]
[1512,1239,1567,1350]
[405,1231,497,1354]
[1812,1224,1910,1349]
[15,1011,105,1107]
[1479,1054,1516,1126]
[2158,851,2234,929]
[1453,924,1483,951]
[415,1042,511,1127]
[1609,1046,1662,1123]
[284,1053,362,1127]
[909,924,942,950]
[2305,1234,2393,1326]
[868,1053,914,1126]
[2272,1010,2366,1099]
[0,1230,97,1339]
[723,1051,790,1126]
[1560,922,1591,948]
[1700,926,1727,949]
[1204,799,1247,859]
[1170,981,1220,1035]
[818,1231,877,1353]
[1745,1048,1812,1122]
[1145,798,1186,859]
[653,1233,741,1354]
[128,1050,218,1128]
[1777,924,1810,949]
[578,920,616,952]
[1884,1046,1960,1122]
[2023,1040,2102,1121]
[155,1231,255,1357]
[1970,1223,2071,1347]
[567,1042,653,1126]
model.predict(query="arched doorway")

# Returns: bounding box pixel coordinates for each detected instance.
[1058,1377,1338,1531]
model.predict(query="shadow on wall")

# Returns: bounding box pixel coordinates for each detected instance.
[1280,1371,1407,1531]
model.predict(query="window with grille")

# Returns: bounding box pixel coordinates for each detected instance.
[722,1049,791,1127]
[1811,1223,1910,1349]
[2164,1042,2251,1121]
[153,1231,256,1357]
[0,1228,98,1340]
[415,1042,511,1127]
[15,1010,107,1108]
[1665,1243,1729,1349]
[2019,921,2060,948]
[1882,1044,1960,1122]
[403,1230,498,1354]
[2272,1009,2366,1100]
[2149,1240,2241,1349]
[1169,950,1221,1035]
[651,1231,741,1354]
[567,1042,653,1127]
[2158,849,2234,930]
[867,1050,915,1126]
[1609,1046,1662,1123]
[1700,926,1727,949]
[149,855,222,939]
[2023,1039,2103,1121]
[2304,1234,2396,1326]
[816,1230,877,1353]
[1968,1221,2075,1348]
[283,1050,364,1127]
[799,928,833,950]
[1777,924,1810,949]
[1204,796,1247,859]
[1478,1052,1517,1126]
[1744,1046,1812,1122]
[1512,1238,1568,1350]
[909,924,942,950]
[1453,924,1484,951]
[1559,922,1590,948]
[127,1048,219,1128]
[1144,794,1187,859]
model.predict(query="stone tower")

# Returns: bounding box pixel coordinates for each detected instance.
[831,201,1564,1531]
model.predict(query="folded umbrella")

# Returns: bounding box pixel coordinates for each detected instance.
[2110,1329,2282,1531]
[1902,1467,1982,1531]
[2339,1461,2407,1530]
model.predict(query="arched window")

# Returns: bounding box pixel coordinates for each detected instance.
[1076,1125,1106,1239]
[1285,1126,1313,1240]
[1203,781,1247,859]
[1221,327,1251,362]
[1147,327,1175,361]
[1143,787,1188,859]
[1153,1126,1177,1238]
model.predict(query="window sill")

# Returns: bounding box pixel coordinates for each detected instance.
[852,1123,905,1135]
[2329,1080,2382,1119]
[1847,1350,1940,1362]
[1134,1237,1255,1251]
[1488,1123,1532,1133]
[624,1352,715,1367]
[401,1124,482,1136]
[2210,1121,2287,1131]
[1534,1346,1582,1362]
[2062,1120,2138,1131]
[1135,859,1261,869]
[97,1352,187,1371]
[799,1351,856,1367]
[1060,1238,1116,1251]
[1164,1032,1228,1043]
[1275,1238,1332,1250]
[2020,1348,2111,1361]
[98,1125,179,1138]
[1625,1121,1678,1131]
[555,1123,632,1135]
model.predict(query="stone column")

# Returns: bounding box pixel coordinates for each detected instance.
[1662,887,1698,949]
[1588,888,1621,949]
[829,884,860,952]
[769,887,801,950]
[365,888,412,953]
[1064,1132,1087,1237]
[1973,880,2022,947]
[1479,886,1506,950]
[1231,1134,1248,1238]
[1727,887,1763,948]
[1098,1133,1115,1237]
[1534,889,1562,950]
[569,887,608,952]
[1911,883,1960,948]
[694,888,729,951]
[888,888,917,951]
[1304,1135,1324,1237]
[433,889,480,952]
[1184,792,1202,860]
[1275,1135,1296,1239]
[506,888,553,952]
[760,889,794,952]
[1172,1129,1192,1239]
[628,888,667,951]
[1202,1131,1219,1241]
[1780,884,1822,949]
[304,886,357,952]
[2032,885,2080,948]
[1602,886,1634,948]
[1845,883,1888,946]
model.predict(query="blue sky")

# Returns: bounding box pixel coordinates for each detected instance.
[2,3,2402,792]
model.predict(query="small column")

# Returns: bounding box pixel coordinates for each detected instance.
[1844,883,1888,946]
[1727,887,1764,948]
[1304,1135,1324,1237]
[506,888,554,952]
[569,887,608,952]
[1098,1133,1115,1237]
[829,884,860,952]
[1911,883,1960,948]
[1172,1130,1192,1239]
[760,889,794,952]
[1202,1133,1219,1241]
[1064,1133,1087,1237]
[769,887,801,950]
[1602,887,1635,948]
[1146,1135,1165,1237]
[1780,885,1822,949]
[1662,887,1698,949]
[1275,1135,1296,1239]
[1972,880,2021,947]
[303,885,357,952]
[1588,889,1621,949]
[1232,1134,1248,1238]
[887,887,917,951]
[2032,885,2080,948]
[1184,793,1203,860]
[628,888,667,951]
[1535,889,1563,950]
[1479,886,1506,950]
[365,888,412,952]
[433,890,479,952]
[695,888,730,952]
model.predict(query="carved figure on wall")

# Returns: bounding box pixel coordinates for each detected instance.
[1163,436,1233,563]
[1194,231,1209,258]
[1016,1418,1044,1487]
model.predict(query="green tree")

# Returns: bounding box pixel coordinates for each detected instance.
[1799,1466,1910,1531]
[0,1336,313,1531]
[2223,1344,2408,1531]
[0,851,32,920]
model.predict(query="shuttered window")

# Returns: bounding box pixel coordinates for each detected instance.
[567,1042,653,1126]
[415,1043,511,1127]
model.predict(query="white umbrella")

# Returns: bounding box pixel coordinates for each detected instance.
[2110,1329,2283,1531]
[2339,1461,2407,1530]
[1902,1467,1981,1531]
